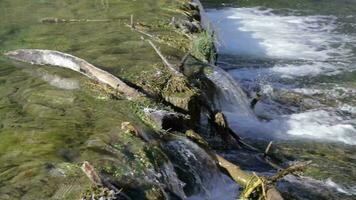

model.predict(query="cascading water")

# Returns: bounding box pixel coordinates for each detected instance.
[204,6,356,145]
[207,65,255,119]
[161,136,239,200]
[199,1,356,198]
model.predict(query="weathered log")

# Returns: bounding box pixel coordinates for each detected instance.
[5,49,192,132]
[5,49,144,100]
[216,155,284,200]
[184,129,283,200]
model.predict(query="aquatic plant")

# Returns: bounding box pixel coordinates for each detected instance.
[192,30,215,62]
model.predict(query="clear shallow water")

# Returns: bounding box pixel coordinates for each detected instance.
[0,1,200,199]
[202,0,356,198]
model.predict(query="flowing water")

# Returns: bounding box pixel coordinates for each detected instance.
[0,0,228,199]
[1,0,356,199]
[201,0,356,198]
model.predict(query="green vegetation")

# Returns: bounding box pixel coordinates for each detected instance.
[192,30,216,62]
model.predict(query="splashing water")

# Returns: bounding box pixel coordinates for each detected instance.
[162,136,239,200]
[205,7,356,145]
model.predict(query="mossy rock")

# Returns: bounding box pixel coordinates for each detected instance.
[162,76,200,115]
[192,31,216,63]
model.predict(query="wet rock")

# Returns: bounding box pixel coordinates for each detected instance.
[161,76,200,123]
[143,108,190,131]
[173,19,202,34]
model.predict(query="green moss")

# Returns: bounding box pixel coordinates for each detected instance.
[0,0,208,198]
[192,30,216,62]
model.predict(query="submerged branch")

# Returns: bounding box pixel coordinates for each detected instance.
[148,40,182,76]
[269,161,312,184]
[217,154,284,200]
[5,49,144,100]
[41,17,112,24]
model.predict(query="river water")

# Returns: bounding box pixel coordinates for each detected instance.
[0,0,355,199]
[200,0,356,199]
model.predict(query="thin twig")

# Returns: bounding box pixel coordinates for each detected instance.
[269,161,312,184]
[125,23,155,38]
[264,141,273,157]
[40,18,111,24]
[130,14,134,29]
[148,40,182,76]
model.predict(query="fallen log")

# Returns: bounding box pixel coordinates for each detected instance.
[5,49,190,132]
[184,130,284,200]
[216,154,284,200]
[5,49,144,100]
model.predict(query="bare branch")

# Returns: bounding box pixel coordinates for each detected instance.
[148,40,182,76]
[269,161,312,183]
[264,141,273,156]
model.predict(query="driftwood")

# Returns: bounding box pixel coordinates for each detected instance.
[5,49,144,100]
[5,49,189,132]
[216,155,284,200]
[184,129,283,200]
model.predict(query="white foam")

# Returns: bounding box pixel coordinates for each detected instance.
[206,7,353,61]
[276,110,356,144]
[225,108,356,145]
[283,175,356,196]
[229,61,343,81]
[187,175,239,200]
[205,7,356,145]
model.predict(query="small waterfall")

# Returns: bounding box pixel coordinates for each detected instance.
[206,64,262,136]
[207,66,255,119]
[196,0,260,135]
[162,136,239,200]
